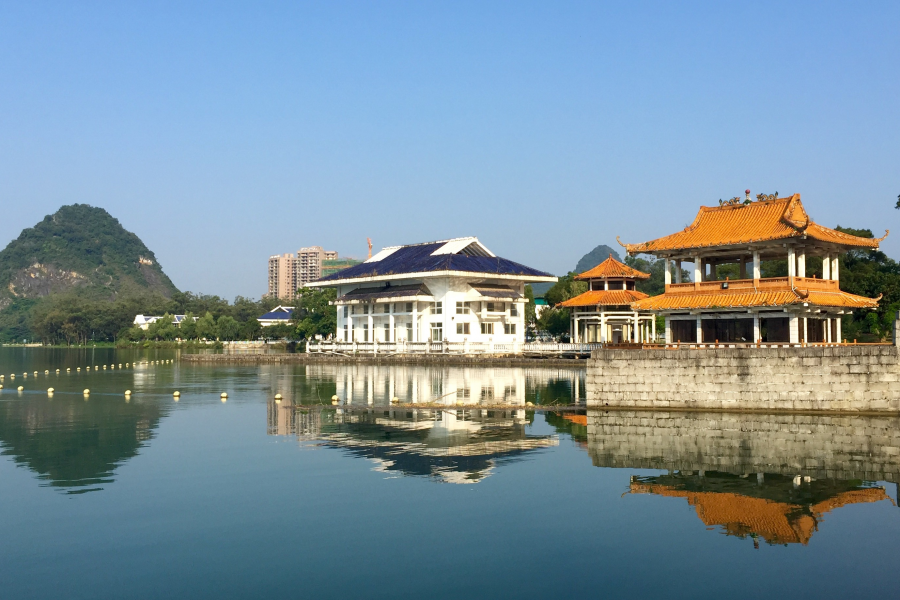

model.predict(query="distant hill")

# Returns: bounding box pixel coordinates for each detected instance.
[0,204,178,307]
[574,244,621,273]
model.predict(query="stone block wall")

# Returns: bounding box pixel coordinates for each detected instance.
[586,345,900,412]
[586,410,900,481]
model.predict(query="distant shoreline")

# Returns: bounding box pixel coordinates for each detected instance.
[181,352,588,368]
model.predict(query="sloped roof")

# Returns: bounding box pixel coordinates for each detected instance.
[575,255,650,280]
[337,284,433,303]
[259,307,294,320]
[312,237,555,283]
[558,290,649,308]
[619,194,887,254]
[631,289,878,311]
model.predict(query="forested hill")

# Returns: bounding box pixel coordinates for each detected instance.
[0,204,178,304]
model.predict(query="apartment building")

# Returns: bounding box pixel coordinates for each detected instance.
[267,253,298,299]
[268,246,345,298]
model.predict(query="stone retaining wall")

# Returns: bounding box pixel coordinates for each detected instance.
[182,353,587,368]
[586,345,900,412]
[586,410,900,481]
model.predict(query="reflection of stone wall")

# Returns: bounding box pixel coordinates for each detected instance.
[587,346,900,412]
[586,410,900,481]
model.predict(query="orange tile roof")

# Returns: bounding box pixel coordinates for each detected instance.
[619,194,887,254]
[631,289,878,311]
[558,289,649,308]
[575,255,650,280]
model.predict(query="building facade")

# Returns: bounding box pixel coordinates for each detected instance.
[618,192,885,344]
[267,253,298,300]
[268,246,345,299]
[558,255,656,343]
[307,237,557,344]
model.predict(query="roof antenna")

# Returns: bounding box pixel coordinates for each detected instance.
[367,238,373,260]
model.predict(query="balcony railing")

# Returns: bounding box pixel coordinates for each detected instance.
[666,276,840,295]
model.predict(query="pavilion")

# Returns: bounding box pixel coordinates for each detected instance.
[558,255,656,343]
[618,192,886,344]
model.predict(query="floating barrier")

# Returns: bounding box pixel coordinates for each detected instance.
[173,391,181,398]
[47,388,54,393]
[125,390,132,396]
[83,389,90,395]
[17,386,23,391]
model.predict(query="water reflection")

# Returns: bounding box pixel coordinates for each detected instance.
[0,395,166,493]
[587,410,900,546]
[269,405,558,483]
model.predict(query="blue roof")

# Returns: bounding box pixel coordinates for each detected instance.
[259,308,294,320]
[316,241,552,282]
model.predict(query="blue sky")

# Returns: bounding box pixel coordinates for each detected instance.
[1,1,897,299]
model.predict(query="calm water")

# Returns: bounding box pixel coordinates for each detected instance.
[0,348,898,599]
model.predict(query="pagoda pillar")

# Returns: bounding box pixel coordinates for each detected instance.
[652,316,656,343]
[664,316,670,344]
[664,259,672,285]
[752,251,761,284]
[787,247,796,278]
[696,316,702,345]
[797,251,806,278]
[836,318,842,342]
[823,254,831,279]
[753,313,760,343]
[789,315,800,344]
[675,261,682,283]
[832,257,840,282]
[693,257,702,289]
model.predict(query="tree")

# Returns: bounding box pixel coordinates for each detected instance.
[524,285,536,327]
[216,315,240,341]
[294,287,337,339]
[195,312,217,340]
[544,273,588,306]
[536,307,571,337]
[179,312,197,339]
[261,323,295,340]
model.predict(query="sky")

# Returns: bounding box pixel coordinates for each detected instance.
[0,1,898,300]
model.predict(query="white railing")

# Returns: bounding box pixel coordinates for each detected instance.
[304,340,608,356]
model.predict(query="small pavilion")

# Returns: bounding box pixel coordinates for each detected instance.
[558,255,656,343]
[618,192,886,344]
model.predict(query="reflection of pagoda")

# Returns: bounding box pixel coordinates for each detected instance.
[629,472,892,546]
[274,407,557,484]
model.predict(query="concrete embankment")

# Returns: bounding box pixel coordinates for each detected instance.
[181,353,588,368]
[587,345,900,413]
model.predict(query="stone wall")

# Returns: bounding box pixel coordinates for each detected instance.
[586,345,900,412]
[586,410,900,481]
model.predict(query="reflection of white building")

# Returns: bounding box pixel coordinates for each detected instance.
[306,237,556,345]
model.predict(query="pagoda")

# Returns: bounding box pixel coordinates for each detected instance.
[558,255,656,343]
[618,192,886,345]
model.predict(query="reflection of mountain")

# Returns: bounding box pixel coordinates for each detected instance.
[270,406,557,483]
[630,472,891,546]
[0,396,166,493]
[586,410,900,547]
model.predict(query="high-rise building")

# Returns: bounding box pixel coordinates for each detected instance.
[267,253,297,299]
[296,246,333,286]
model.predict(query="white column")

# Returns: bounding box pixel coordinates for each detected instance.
[753,313,760,343]
[675,261,682,284]
[787,247,796,277]
[664,316,671,344]
[693,257,702,286]
[753,251,761,281]
[572,315,578,343]
[412,303,419,342]
[634,312,639,342]
[836,317,842,342]
[604,279,609,291]
[802,317,808,343]
[823,254,831,279]
[652,316,657,343]
[367,311,373,343]
[825,318,831,343]
[797,251,806,278]
[789,315,800,343]
[347,313,353,342]
[600,315,607,343]
[664,259,672,285]
[832,256,840,282]
[696,316,702,344]
[389,312,395,342]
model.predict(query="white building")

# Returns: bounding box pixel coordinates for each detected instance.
[257,306,295,327]
[133,314,194,330]
[306,237,557,345]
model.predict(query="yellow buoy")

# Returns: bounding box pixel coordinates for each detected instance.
[83,389,90,395]
[220,392,228,401]
[67,368,71,372]
[17,386,24,391]
[34,371,38,376]
[44,370,49,374]
[103,365,107,370]
[77,367,81,372]
[47,387,54,393]
[173,391,181,397]
[55,369,60,373]
[391,397,400,404]
[125,363,129,367]
[86,367,90,371]
[118,364,122,368]
[124,390,132,396]
[10,374,14,379]
[0,384,3,389]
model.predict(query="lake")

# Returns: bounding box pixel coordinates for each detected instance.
[0,348,897,599]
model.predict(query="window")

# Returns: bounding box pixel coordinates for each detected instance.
[431,302,442,315]
[481,322,494,335]
[362,323,369,342]
[456,387,471,400]
[343,324,348,340]
[456,323,470,335]
[407,325,413,341]
[456,301,471,314]
[430,323,443,341]
[405,302,413,313]
[504,323,516,335]
[510,304,518,317]
[486,302,503,313]
[481,387,494,401]
[383,303,390,314]
[343,306,348,318]
[384,323,390,338]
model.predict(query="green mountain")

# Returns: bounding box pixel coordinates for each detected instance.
[0,204,178,306]
[574,244,621,273]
